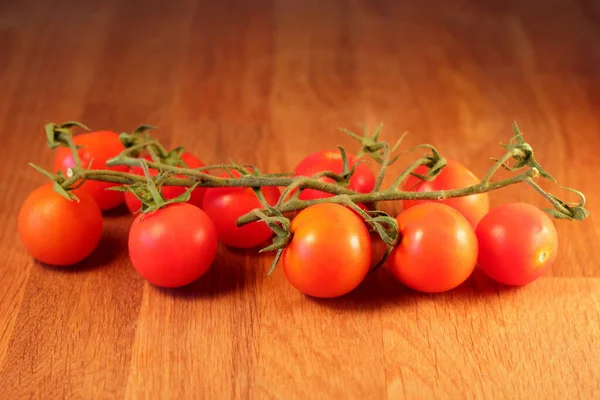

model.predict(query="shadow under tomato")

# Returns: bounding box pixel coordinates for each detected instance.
[219,236,276,257]
[307,267,414,312]
[38,232,124,273]
[101,203,134,218]
[309,266,530,310]
[448,268,528,298]
[152,245,257,299]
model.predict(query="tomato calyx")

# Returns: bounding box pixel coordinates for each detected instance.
[361,211,399,273]
[498,122,556,183]
[247,209,292,275]
[117,125,159,156]
[117,125,201,171]
[110,159,200,214]
[341,123,391,164]
[45,121,91,150]
[400,146,447,190]
[27,161,83,202]
[329,146,368,185]
[540,186,589,221]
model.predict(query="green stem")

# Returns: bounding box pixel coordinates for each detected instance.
[37,122,587,229]
[481,148,526,184]
[372,143,390,192]
[61,164,360,195]
[237,169,539,225]
[524,176,573,216]
[121,141,156,157]
[140,160,165,207]
[388,157,434,190]
[59,133,82,167]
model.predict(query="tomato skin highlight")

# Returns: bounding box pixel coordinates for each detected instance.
[53,130,128,210]
[128,203,218,288]
[18,183,103,266]
[124,152,207,214]
[401,159,489,229]
[281,203,372,298]
[293,150,375,200]
[202,171,281,249]
[387,203,478,293]
[476,202,558,286]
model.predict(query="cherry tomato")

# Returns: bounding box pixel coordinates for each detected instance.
[293,150,376,200]
[128,203,218,288]
[53,130,128,210]
[387,203,478,293]
[281,203,372,298]
[18,183,103,266]
[369,232,390,271]
[202,171,281,249]
[401,158,489,229]
[476,202,558,286]
[124,152,207,214]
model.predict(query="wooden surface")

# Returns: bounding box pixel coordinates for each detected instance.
[1,0,600,398]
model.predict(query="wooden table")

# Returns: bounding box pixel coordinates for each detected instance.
[1,0,599,398]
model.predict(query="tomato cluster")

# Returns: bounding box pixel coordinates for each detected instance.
[17,130,560,297]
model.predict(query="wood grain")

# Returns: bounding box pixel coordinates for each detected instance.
[1,0,599,398]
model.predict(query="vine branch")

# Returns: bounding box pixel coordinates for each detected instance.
[32,119,590,271]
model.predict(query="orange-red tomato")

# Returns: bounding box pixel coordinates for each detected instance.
[293,150,376,200]
[124,152,207,214]
[401,159,489,229]
[387,203,478,293]
[476,202,558,286]
[202,171,281,249]
[369,232,390,271]
[281,203,372,298]
[128,203,218,288]
[53,130,128,210]
[18,183,103,266]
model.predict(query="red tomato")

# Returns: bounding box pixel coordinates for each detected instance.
[387,203,478,293]
[281,203,372,298]
[128,203,218,288]
[124,152,207,214]
[293,150,375,200]
[369,232,389,271]
[401,158,489,229]
[18,183,103,266]
[53,130,128,210]
[202,171,281,249]
[476,202,558,286]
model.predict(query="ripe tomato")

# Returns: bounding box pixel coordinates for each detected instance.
[281,203,372,298]
[369,232,390,271]
[401,158,489,229]
[476,202,558,286]
[202,171,281,249]
[18,183,103,266]
[293,150,375,200]
[53,130,128,210]
[387,203,478,293]
[124,152,207,214]
[128,203,218,288]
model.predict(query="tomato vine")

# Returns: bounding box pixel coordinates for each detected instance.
[20,120,590,294]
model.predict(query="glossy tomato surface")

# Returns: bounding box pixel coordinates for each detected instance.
[124,152,207,214]
[202,171,281,249]
[387,203,478,293]
[401,158,489,228]
[293,150,375,200]
[476,202,558,286]
[128,203,218,288]
[281,203,372,298]
[53,130,128,210]
[18,183,103,266]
